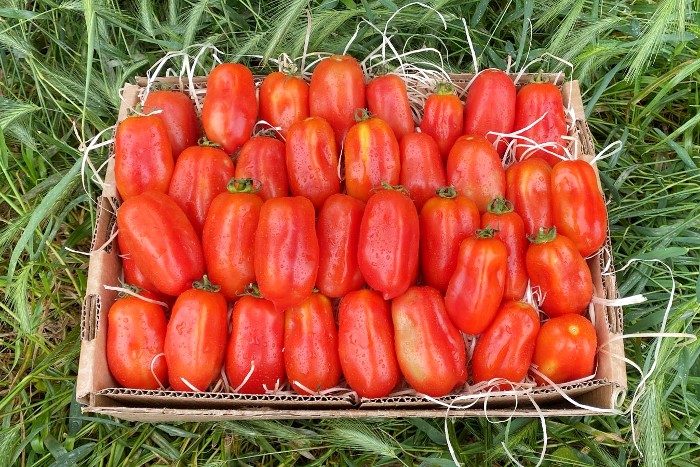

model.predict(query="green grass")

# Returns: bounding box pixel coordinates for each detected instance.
[1,0,699,465]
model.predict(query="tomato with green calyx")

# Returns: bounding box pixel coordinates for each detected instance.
[419,82,463,162]
[164,276,228,392]
[419,186,480,294]
[481,197,528,301]
[202,178,263,302]
[526,227,593,317]
[225,287,285,394]
[344,110,400,202]
[358,184,419,300]
[445,227,507,335]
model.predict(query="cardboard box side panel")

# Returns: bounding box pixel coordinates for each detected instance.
[89,405,616,423]
[77,197,121,402]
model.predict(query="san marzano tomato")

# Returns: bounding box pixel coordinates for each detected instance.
[142,90,201,160]
[164,278,228,392]
[201,63,257,154]
[255,196,319,311]
[226,293,285,394]
[444,228,507,335]
[338,289,400,399]
[284,293,341,394]
[531,314,597,385]
[358,184,419,300]
[463,69,516,156]
[107,291,168,390]
[472,301,540,386]
[392,286,467,397]
[114,115,173,200]
[551,159,608,257]
[117,190,205,297]
[526,227,593,317]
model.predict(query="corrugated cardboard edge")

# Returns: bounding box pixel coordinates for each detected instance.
[76,74,627,420]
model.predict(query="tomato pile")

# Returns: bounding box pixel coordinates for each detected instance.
[106,55,608,399]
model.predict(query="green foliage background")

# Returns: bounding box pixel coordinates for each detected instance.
[1,0,699,465]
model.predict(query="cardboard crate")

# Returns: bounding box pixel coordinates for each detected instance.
[76,72,627,422]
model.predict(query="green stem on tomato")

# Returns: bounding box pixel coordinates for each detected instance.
[436,185,458,199]
[475,225,498,239]
[487,197,514,215]
[354,108,371,122]
[227,177,262,194]
[193,275,221,293]
[527,226,557,244]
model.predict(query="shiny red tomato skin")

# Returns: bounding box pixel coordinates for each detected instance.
[447,134,506,213]
[286,117,341,209]
[399,132,447,212]
[531,314,597,385]
[344,116,401,202]
[358,188,419,300]
[284,293,342,394]
[392,286,467,397]
[164,287,228,392]
[481,205,528,301]
[514,81,568,166]
[309,55,366,145]
[338,289,400,399]
[419,87,463,162]
[114,115,174,200]
[419,193,480,294]
[167,145,235,236]
[117,233,160,295]
[259,71,309,137]
[526,229,593,317]
[316,194,366,298]
[235,136,289,201]
[505,157,553,236]
[471,301,540,385]
[225,295,285,394]
[254,196,319,312]
[202,191,263,302]
[142,90,201,160]
[366,74,414,141]
[117,191,205,296]
[445,235,507,335]
[201,63,257,154]
[551,160,608,257]
[107,292,168,389]
[464,69,516,156]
